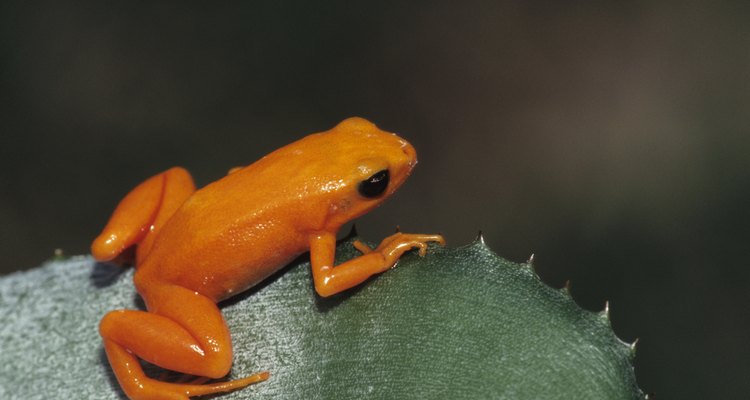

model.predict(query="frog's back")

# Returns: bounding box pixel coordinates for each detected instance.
[137,165,323,299]
[135,131,355,296]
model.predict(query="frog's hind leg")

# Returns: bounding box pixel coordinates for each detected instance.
[91,167,195,266]
[99,285,269,399]
[103,340,268,400]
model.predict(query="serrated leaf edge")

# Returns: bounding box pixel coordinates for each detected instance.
[462,233,644,398]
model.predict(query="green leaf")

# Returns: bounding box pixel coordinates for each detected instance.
[0,235,644,399]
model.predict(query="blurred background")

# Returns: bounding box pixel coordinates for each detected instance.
[1,1,748,398]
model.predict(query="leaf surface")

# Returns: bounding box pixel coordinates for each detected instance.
[0,236,643,399]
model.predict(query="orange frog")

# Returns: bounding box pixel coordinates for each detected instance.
[92,117,445,400]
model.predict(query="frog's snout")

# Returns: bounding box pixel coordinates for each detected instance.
[401,141,418,168]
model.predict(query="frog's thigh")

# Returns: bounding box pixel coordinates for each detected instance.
[135,167,196,264]
[101,287,233,378]
[91,167,196,263]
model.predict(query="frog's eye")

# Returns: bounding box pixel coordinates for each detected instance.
[358,169,389,198]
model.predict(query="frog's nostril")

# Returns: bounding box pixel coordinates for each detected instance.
[402,143,417,166]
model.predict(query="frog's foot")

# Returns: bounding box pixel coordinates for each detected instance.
[381,232,445,258]
[171,372,270,399]
[353,240,374,254]
[133,372,269,400]
[355,232,445,258]
[106,338,268,400]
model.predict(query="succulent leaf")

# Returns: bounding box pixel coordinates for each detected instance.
[0,236,644,399]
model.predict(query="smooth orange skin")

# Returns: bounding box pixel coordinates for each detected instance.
[92,117,444,400]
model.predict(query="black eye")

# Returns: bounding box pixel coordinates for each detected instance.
[358,169,390,198]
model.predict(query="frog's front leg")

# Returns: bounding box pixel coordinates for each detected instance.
[99,284,268,400]
[309,231,445,297]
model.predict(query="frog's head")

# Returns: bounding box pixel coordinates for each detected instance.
[294,117,418,230]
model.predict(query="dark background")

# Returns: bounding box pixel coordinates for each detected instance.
[2,1,748,398]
